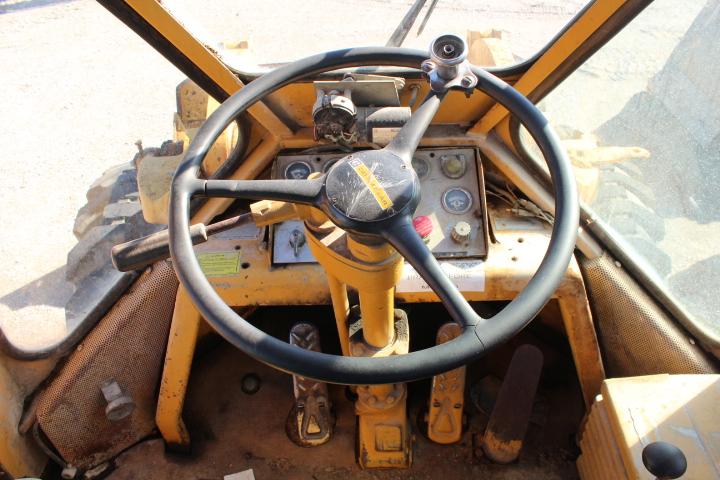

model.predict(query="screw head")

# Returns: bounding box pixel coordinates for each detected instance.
[461,75,475,88]
[421,60,435,73]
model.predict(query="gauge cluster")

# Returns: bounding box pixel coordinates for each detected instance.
[271,148,488,265]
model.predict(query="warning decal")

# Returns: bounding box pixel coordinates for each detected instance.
[197,251,241,277]
[348,158,394,210]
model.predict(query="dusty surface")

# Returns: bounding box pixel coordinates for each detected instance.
[107,313,584,480]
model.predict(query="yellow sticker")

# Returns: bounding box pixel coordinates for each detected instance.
[348,159,394,210]
[197,251,241,277]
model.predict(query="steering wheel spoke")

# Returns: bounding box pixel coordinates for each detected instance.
[384,90,446,164]
[382,217,482,328]
[202,177,325,206]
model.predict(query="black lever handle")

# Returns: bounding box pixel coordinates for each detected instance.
[111,213,251,272]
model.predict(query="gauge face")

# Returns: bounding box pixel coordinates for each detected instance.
[441,154,467,178]
[284,161,312,179]
[442,187,473,214]
[411,156,430,179]
[323,158,340,173]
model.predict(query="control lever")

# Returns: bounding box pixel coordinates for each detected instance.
[111,213,252,272]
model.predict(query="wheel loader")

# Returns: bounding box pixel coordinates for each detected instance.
[2,1,719,479]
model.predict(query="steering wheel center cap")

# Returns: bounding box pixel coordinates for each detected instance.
[324,149,419,223]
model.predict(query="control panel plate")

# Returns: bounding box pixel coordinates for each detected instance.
[271,148,488,265]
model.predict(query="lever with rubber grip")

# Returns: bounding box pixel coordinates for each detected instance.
[111,213,251,272]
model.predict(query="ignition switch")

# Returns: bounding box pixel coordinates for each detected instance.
[289,229,306,257]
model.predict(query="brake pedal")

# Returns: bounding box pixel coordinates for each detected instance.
[285,323,335,447]
[426,322,466,444]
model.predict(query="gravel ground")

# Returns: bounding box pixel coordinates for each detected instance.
[1,0,718,349]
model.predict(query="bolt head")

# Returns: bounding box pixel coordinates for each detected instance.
[241,373,261,394]
[461,75,475,88]
[421,60,435,73]
[105,395,135,421]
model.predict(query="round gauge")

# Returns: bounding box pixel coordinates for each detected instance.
[284,161,312,179]
[442,187,473,214]
[323,158,340,173]
[440,154,467,179]
[411,156,430,179]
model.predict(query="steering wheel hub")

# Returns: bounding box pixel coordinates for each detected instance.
[325,150,419,224]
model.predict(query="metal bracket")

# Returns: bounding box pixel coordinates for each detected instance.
[421,34,478,93]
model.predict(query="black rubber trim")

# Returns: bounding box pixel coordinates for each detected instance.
[168,47,578,384]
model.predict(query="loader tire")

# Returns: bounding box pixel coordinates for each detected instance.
[67,155,161,284]
[592,164,671,277]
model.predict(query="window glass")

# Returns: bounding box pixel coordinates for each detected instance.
[164,0,589,69]
[534,0,719,336]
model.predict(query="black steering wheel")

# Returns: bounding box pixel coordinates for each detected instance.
[168,44,578,385]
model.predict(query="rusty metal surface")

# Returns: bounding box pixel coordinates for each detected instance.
[36,262,178,469]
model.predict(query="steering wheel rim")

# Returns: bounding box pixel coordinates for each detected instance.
[168,47,578,385]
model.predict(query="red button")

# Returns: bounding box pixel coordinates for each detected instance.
[412,215,434,238]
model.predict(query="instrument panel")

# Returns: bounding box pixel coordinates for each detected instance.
[271,148,489,265]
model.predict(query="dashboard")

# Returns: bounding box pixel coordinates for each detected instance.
[270,148,489,265]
